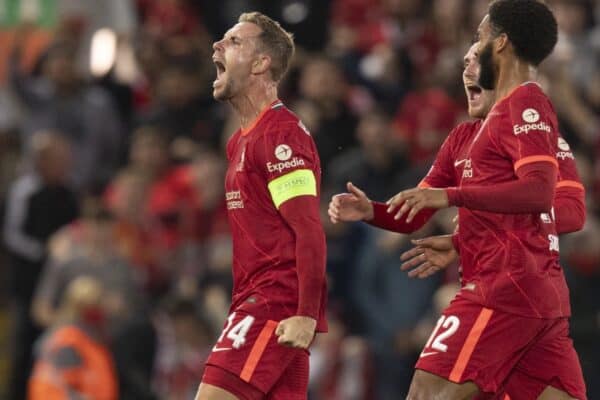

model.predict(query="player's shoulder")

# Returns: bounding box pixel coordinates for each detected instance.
[506,82,551,107]
[446,119,482,143]
[262,103,313,143]
[452,119,482,134]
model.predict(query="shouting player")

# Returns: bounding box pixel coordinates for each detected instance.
[329,1,587,399]
[400,42,586,400]
[196,12,327,400]
[400,42,585,278]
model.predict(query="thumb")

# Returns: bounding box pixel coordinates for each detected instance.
[347,182,366,198]
[275,321,285,337]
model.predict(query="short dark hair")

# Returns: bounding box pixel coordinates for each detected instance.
[488,0,558,66]
[238,12,295,82]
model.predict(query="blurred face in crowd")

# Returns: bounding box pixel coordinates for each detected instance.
[34,133,73,184]
[463,43,494,119]
[299,58,346,102]
[129,130,169,175]
[553,0,587,36]
[43,48,77,89]
[212,22,263,101]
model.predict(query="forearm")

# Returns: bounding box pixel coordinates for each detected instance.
[554,186,586,234]
[367,201,435,233]
[446,163,556,214]
[280,197,326,319]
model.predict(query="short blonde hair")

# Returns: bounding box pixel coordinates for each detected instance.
[239,12,295,82]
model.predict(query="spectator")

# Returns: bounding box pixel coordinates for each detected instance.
[28,276,118,400]
[9,27,123,191]
[2,131,79,400]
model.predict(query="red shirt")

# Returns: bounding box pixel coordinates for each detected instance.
[424,83,571,318]
[225,101,327,331]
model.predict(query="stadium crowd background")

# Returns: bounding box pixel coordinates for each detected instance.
[0,0,598,399]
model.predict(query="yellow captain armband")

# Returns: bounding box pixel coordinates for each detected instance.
[268,169,317,209]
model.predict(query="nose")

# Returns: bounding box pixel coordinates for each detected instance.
[213,39,224,52]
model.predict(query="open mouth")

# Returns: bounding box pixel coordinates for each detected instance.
[466,84,482,102]
[214,60,226,86]
[215,61,226,75]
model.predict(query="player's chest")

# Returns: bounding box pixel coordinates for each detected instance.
[454,118,513,184]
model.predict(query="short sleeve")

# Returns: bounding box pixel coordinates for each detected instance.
[499,88,558,172]
[252,120,320,209]
[421,125,461,188]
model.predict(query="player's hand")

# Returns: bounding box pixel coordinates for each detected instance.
[328,182,374,223]
[400,235,458,278]
[275,316,316,349]
[386,187,449,223]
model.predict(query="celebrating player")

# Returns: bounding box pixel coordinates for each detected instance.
[329,1,587,399]
[399,41,585,280]
[196,12,327,400]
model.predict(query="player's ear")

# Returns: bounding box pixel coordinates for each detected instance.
[494,33,509,54]
[252,54,271,76]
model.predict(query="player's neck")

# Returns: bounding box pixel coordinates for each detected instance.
[494,57,537,102]
[230,81,279,131]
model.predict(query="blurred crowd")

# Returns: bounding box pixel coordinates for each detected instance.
[0,0,598,399]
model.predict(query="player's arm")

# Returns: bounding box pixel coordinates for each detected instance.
[258,121,325,349]
[445,91,560,215]
[332,125,462,231]
[554,182,585,233]
[445,161,556,213]
[554,142,586,233]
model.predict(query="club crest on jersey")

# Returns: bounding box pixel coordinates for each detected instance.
[522,108,540,123]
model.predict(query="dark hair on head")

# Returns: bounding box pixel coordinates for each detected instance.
[238,12,295,82]
[488,0,558,66]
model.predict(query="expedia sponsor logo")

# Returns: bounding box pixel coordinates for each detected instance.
[513,121,552,135]
[267,157,306,173]
[558,137,570,151]
[556,151,574,160]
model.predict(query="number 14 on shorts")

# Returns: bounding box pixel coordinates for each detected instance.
[420,315,460,357]
[213,312,256,351]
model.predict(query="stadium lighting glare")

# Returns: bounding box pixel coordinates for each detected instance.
[282,1,309,24]
[90,28,117,77]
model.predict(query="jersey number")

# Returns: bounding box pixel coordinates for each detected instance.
[424,315,460,352]
[216,312,255,349]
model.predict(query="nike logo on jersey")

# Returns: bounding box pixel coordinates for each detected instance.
[212,346,232,352]
[419,351,438,358]
[454,159,468,167]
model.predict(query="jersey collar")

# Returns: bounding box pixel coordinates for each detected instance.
[241,100,283,136]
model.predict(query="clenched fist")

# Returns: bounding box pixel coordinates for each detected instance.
[275,316,316,349]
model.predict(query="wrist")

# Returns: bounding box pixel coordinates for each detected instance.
[364,201,375,221]
[445,187,462,207]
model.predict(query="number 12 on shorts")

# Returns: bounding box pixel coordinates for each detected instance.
[422,315,460,355]
[214,312,255,350]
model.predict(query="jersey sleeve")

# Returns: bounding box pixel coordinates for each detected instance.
[421,124,462,188]
[252,119,326,320]
[554,136,586,233]
[253,120,320,209]
[497,88,558,172]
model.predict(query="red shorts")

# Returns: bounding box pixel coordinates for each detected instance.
[415,296,586,400]
[202,305,309,399]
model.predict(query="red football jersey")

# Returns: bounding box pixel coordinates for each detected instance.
[224,100,327,331]
[424,83,571,318]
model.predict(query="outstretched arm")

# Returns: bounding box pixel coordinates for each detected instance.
[329,182,436,233]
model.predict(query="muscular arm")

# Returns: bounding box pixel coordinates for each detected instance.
[279,195,326,319]
[446,162,556,214]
